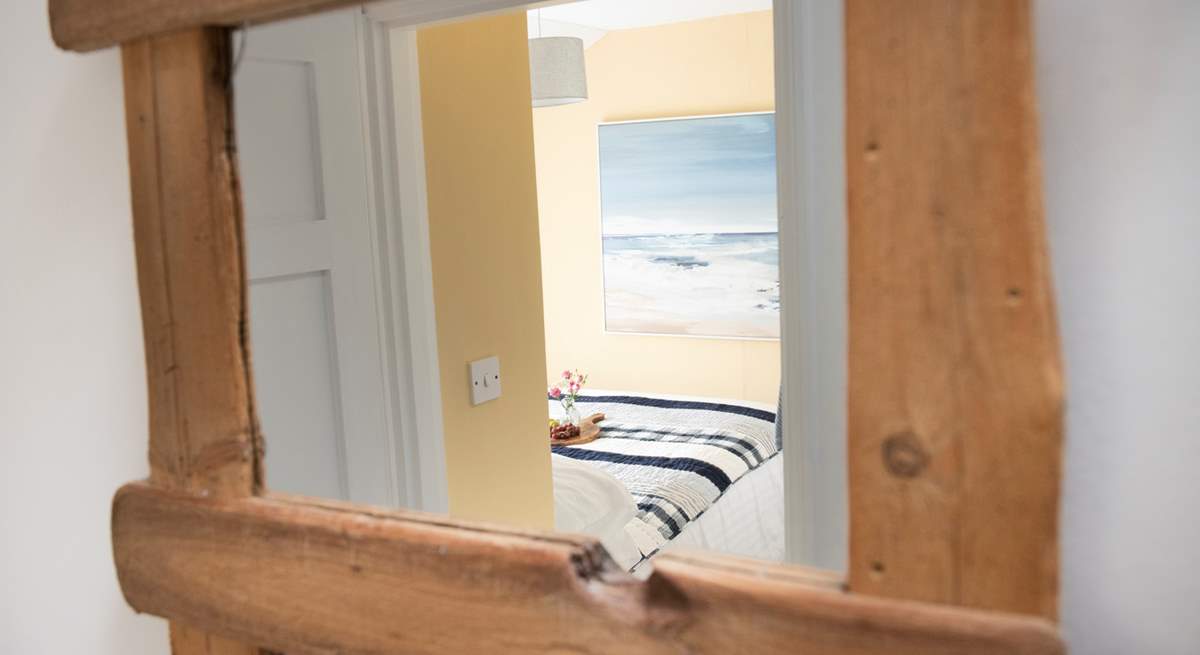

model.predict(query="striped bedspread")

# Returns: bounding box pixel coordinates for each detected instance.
[550,393,779,562]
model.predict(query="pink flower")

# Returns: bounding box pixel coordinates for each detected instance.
[548,386,562,399]
[562,370,571,380]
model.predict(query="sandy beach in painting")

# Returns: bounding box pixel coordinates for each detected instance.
[598,113,778,337]
[602,232,779,338]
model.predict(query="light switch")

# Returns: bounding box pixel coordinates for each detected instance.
[469,356,502,405]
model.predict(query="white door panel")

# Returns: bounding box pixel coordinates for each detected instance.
[236,8,397,506]
[248,272,346,500]
[237,58,325,226]
[246,221,333,279]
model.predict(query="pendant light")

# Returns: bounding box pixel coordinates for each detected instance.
[528,10,588,107]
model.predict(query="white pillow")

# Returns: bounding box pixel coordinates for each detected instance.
[550,453,641,570]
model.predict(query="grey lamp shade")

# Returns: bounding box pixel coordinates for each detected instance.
[528,37,588,107]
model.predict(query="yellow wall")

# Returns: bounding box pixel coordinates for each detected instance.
[533,11,780,404]
[417,13,554,530]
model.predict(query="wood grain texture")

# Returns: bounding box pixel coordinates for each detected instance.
[550,413,604,446]
[170,624,260,655]
[122,28,261,498]
[845,0,1064,619]
[50,0,360,52]
[113,481,1063,655]
[122,27,263,653]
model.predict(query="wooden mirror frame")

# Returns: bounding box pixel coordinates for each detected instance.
[49,1,1064,653]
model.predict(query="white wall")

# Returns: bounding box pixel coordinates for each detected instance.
[0,2,166,653]
[1036,1,1200,653]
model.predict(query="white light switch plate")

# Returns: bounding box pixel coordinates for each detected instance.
[469,356,501,405]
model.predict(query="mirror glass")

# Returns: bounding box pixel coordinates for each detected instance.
[235,0,786,575]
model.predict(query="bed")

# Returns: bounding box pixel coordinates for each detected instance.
[549,390,783,572]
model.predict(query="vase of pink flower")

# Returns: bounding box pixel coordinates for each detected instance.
[548,369,588,426]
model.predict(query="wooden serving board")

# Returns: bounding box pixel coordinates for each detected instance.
[550,413,604,446]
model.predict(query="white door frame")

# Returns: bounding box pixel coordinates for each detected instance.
[356,10,448,513]
[357,0,846,570]
[773,0,846,572]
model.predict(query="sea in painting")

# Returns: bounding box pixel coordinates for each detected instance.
[599,113,779,338]
[602,232,779,337]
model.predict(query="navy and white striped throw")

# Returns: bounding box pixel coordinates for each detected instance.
[550,393,779,563]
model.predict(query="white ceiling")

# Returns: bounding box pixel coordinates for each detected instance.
[535,0,771,31]
[528,0,771,47]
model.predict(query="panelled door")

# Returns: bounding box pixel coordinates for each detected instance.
[234,8,397,506]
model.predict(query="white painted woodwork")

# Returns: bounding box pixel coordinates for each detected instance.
[359,16,449,513]
[247,272,346,499]
[776,0,848,571]
[236,59,325,226]
[236,8,398,506]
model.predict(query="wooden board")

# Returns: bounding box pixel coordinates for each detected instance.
[845,0,1063,619]
[121,27,264,654]
[122,27,261,497]
[50,0,361,52]
[550,412,604,446]
[113,481,1064,655]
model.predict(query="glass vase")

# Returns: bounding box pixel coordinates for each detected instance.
[560,398,581,426]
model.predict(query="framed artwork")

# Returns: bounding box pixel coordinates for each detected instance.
[598,112,779,339]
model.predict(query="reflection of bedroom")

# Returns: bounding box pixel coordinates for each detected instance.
[530,0,782,571]
[233,0,789,581]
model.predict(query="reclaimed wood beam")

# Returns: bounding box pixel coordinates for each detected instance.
[51,0,359,52]
[846,0,1064,619]
[113,481,1064,655]
[122,26,263,653]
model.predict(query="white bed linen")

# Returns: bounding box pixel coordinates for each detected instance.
[550,389,784,569]
[662,453,785,563]
[550,453,643,570]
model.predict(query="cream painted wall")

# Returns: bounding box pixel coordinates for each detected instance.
[417,13,554,530]
[532,11,780,404]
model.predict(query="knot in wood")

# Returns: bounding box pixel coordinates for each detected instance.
[882,432,929,478]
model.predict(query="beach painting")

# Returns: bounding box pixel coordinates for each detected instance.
[598,113,779,338]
